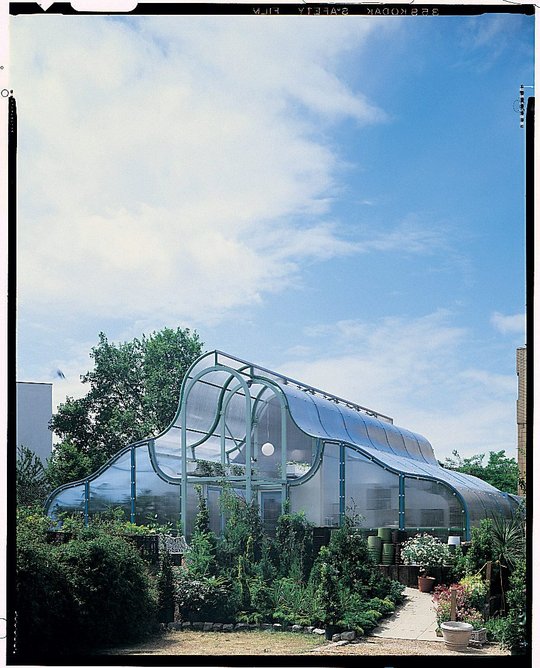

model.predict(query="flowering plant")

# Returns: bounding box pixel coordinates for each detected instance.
[433,583,485,629]
[460,573,489,610]
[400,533,449,576]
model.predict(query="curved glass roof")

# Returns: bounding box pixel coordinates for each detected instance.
[171,351,513,519]
[45,349,516,531]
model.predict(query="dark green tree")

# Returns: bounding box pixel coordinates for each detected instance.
[440,449,519,494]
[49,327,203,480]
[157,551,175,623]
[16,445,50,507]
[45,440,94,491]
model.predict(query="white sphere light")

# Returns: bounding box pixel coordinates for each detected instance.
[261,442,275,457]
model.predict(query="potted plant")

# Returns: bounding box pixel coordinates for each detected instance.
[400,533,449,592]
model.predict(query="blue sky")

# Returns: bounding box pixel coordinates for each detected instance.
[12,11,533,461]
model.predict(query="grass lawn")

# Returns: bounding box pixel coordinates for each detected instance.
[106,630,510,656]
[108,630,327,655]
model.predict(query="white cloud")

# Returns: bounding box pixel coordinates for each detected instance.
[490,312,525,336]
[278,311,517,460]
[12,16,412,326]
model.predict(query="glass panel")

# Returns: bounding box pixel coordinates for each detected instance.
[153,448,182,478]
[135,445,180,526]
[192,435,225,462]
[222,385,250,444]
[364,417,396,455]
[337,405,373,449]
[315,400,350,441]
[185,482,200,539]
[154,428,181,453]
[253,390,283,480]
[47,484,86,520]
[182,352,215,389]
[404,478,464,531]
[228,442,246,466]
[381,423,408,457]
[282,384,328,438]
[408,430,437,464]
[183,371,224,442]
[261,491,281,534]
[459,487,485,524]
[285,413,315,473]
[88,450,132,519]
[289,443,340,527]
[207,486,223,534]
[345,447,399,528]
[498,495,514,519]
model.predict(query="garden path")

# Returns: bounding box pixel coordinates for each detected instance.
[371,586,442,642]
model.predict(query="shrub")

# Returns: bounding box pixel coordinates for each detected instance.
[274,510,314,581]
[337,592,382,635]
[174,570,234,622]
[465,519,495,575]
[58,533,157,648]
[433,583,484,629]
[157,551,175,623]
[218,492,265,569]
[16,539,77,656]
[498,557,527,653]
[310,521,373,591]
[459,573,488,611]
[314,559,341,626]
[15,522,157,658]
[270,577,323,627]
[485,612,527,653]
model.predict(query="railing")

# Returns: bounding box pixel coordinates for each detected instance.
[45,530,188,565]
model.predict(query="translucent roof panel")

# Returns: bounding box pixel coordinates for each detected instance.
[174,353,510,510]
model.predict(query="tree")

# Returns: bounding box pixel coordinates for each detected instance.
[45,439,94,490]
[440,449,519,494]
[16,445,50,506]
[50,327,203,481]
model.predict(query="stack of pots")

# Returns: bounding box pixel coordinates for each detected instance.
[378,528,395,565]
[368,534,382,563]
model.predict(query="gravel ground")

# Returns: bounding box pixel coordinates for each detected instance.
[312,636,509,656]
[107,630,510,656]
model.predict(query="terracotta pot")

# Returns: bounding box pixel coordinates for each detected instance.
[441,621,473,650]
[417,575,436,593]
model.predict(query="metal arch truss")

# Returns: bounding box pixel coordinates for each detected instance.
[178,364,292,536]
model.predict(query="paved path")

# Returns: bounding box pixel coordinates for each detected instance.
[372,586,443,642]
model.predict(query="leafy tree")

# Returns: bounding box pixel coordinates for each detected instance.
[16,445,50,506]
[49,327,203,477]
[45,439,94,490]
[440,449,519,493]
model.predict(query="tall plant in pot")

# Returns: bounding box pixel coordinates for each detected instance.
[401,533,450,592]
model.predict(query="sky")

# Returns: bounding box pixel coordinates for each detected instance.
[11,9,533,462]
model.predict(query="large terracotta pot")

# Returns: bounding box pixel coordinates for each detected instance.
[417,575,435,593]
[441,621,473,650]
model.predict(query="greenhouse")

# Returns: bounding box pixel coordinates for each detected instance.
[46,350,519,540]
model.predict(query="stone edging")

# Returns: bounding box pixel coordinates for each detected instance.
[164,621,357,642]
